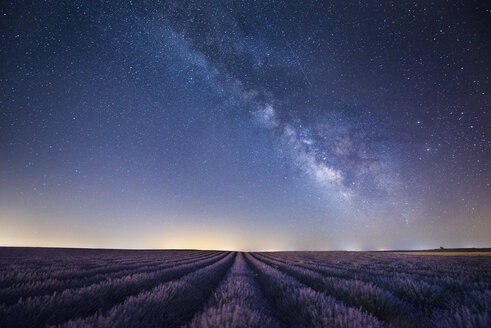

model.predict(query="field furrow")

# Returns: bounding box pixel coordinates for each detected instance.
[253,252,417,327]
[261,252,490,327]
[0,248,489,327]
[0,252,228,327]
[265,252,491,283]
[61,252,236,328]
[185,252,279,328]
[0,251,222,306]
[0,250,217,288]
[244,253,385,328]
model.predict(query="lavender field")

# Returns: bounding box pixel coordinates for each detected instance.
[0,248,489,327]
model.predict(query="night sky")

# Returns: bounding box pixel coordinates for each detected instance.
[1,1,490,251]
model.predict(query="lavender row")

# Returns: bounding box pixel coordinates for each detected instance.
[62,253,236,328]
[253,252,416,327]
[264,251,490,304]
[244,253,385,328]
[266,251,489,280]
[267,251,491,283]
[186,253,279,328]
[0,252,228,327]
[0,249,213,288]
[0,251,221,297]
[265,252,490,314]
[0,251,222,306]
[264,252,490,327]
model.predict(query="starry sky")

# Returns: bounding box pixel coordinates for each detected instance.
[1,1,490,251]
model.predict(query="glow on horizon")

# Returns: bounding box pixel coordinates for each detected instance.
[0,209,289,251]
[1,202,490,252]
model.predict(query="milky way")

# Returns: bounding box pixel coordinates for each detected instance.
[0,1,489,250]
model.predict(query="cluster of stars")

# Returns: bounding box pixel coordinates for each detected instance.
[0,0,489,250]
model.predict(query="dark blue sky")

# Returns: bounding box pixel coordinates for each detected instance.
[1,1,489,250]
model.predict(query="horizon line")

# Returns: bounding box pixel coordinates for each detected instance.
[1,245,490,253]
